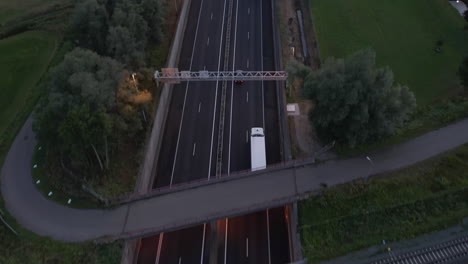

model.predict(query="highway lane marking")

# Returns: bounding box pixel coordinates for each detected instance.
[179,257,182,264]
[248,31,250,40]
[246,130,249,143]
[247,59,249,68]
[266,209,272,264]
[198,102,202,112]
[246,237,249,257]
[246,91,249,102]
[248,7,250,15]
[211,12,213,20]
[227,0,240,174]
[169,0,205,187]
[193,143,197,156]
[260,0,265,128]
[207,0,228,179]
[155,233,164,264]
[224,219,229,264]
[207,37,210,46]
[200,224,207,264]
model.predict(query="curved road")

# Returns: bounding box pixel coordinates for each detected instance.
[2,117,468,241]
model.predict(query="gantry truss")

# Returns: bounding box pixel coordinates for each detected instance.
[154,68,287,83]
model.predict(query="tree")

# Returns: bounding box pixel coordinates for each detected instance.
[459,56,468,89]
[71,0,109,54]
[286,59,312,87]
[303,49,416,147]
[139,0,164,44]
[35,48,123,174]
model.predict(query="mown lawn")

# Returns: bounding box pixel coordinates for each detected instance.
[0,212,122,264]
[0,31,57,165]
[299,143,468,263]
[0,0,63,24]
[311,0,468,105]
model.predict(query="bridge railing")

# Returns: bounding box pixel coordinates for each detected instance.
[109,156,318,205]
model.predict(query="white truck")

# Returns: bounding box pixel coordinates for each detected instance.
[250,127,267,171]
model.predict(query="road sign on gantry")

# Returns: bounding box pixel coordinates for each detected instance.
[160,68,180,84]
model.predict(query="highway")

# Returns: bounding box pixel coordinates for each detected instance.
[136,0,290,262]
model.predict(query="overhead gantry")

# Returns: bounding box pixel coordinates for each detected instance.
[154,68,288,83]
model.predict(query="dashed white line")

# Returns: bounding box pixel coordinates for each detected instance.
[248,31,250,40]
[207,37,210,46]
[192,143,197,156]
[169,0,205,187]
[178,257,182,264]
[198,102,202,112]
[246,91,249,102]
[211,12,213,20]
[248,7,250,15]
[246,237,249,257]
[247,59,249,68]
[246,130,249,143]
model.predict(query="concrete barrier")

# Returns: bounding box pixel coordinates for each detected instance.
[137,0,192,194]
[122,0,192,263]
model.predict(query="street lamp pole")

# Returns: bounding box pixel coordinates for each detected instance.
[365,156,373,181]
[131,72,137,89]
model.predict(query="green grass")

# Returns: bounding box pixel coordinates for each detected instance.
[0,206,122,264]
[300,143,468,263]
[0,31,58,166]
[0,0,64,25]
[311,0,468,105]
[337,96,468,156]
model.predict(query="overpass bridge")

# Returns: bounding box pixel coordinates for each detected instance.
[2,118,468,242]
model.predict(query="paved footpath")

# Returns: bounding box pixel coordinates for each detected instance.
[2,117,468,242]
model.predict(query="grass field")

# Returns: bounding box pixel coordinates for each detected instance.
[0,0,63,24]
[300,143,468,263]
[0,31,57,164]
[310,0,468,105]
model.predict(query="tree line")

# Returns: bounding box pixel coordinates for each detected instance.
[34,0,165,184]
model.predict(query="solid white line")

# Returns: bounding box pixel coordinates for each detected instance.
[155,233,164,264]
[227,0,240,175]
[207,0,228,179]
[192,143,197,156]
[169,0,206,187]
[246,237,249,257]
[260,0,265,128]
[224,219,229,264]
[266,209,272,264]
[207,37,210,46]
[198,102,201,112]
[246,91,249,102]
[200,223,206,264]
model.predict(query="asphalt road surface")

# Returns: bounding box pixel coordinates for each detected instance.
[136,0,290,262]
